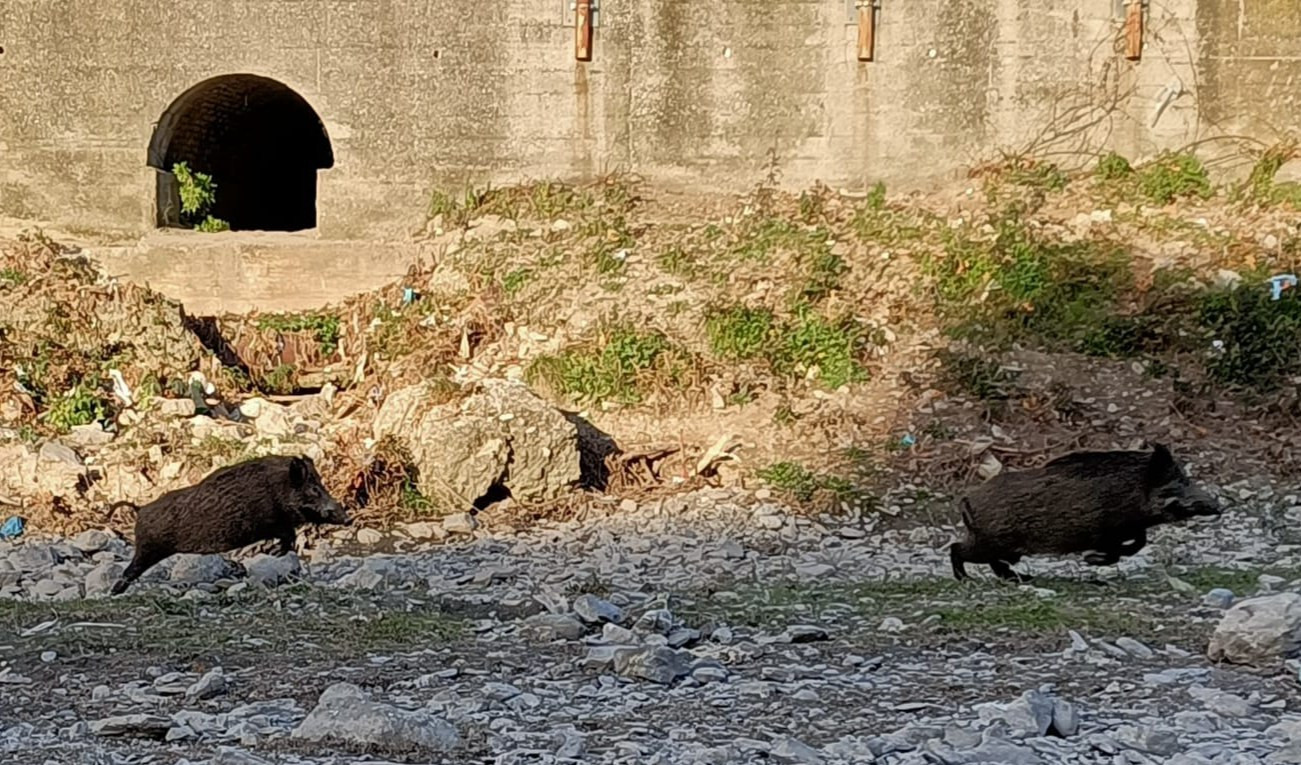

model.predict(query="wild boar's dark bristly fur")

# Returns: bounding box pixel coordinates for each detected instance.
[109,454,350,595]
[950,442,1222,583]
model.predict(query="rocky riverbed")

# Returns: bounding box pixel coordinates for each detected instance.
[2,483,1301,764]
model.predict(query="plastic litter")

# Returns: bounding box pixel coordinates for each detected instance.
[900,433,917,447]
[0,516,24,540]
[402,287,418,305]
[1268,273,1297,301]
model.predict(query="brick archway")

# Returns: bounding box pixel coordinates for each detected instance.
[147,74,334,232]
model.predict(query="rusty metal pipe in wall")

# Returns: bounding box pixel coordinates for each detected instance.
[856,0,878,62]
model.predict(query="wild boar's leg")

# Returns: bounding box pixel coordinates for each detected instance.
[276,529,297,556]
[110,543,170,596]
[989,559,1033,583]
[950,546,970,581]
[1082,549,1120,566]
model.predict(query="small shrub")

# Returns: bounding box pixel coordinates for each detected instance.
[1095,151,1133,182]
[1136,152,1213,205]
[1239,142,1301,208]
[43,380,108,432]
[935,349,1020,400]
[1197,283,1301,390]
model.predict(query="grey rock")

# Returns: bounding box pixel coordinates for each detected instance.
[186,668,228,701]
[292,682,460,751]
[38,441,83,469]
[771,735,824,764]
[90,713,172,739]
[976,690,1055,739]
[633,608,674,635]
[442,512,478,535]
[210,747,274,765]
[371,379,582,507]
[777,625,829,644]
[1207,593,1301,666]
[84,561,123,597]
[170,554,244,585]
[244,553,301,588]
[1115,724,1180,756]
[613,646,692,685]
[1203,588,1236,609]
[523,613,586,641]
[1051,698,1079,737]
[1115,636,1154,659]
[573,593,623,624]
[602,623,638,643]
[70,529,115,555]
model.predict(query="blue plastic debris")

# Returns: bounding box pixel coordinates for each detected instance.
[1269,273,1297,301]
[0,516,24,540]
[402,287,418,305]
[900,433,917,447]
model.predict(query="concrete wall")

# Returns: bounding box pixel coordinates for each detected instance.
[0,1,1294,240]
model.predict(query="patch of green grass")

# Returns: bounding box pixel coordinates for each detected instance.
[0,586,463,662]
[256,311,343,356]
[680,577,1159,640]
[0,267,28,287]
[776,307,870,389]
[756,461,864,505]
[500,268,533,295]
[527,325,681,405]
[706,305,775,361]
[1136,151,1213,205]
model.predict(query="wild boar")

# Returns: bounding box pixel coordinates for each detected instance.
[107,454,350,595]
[949,443,1222,582]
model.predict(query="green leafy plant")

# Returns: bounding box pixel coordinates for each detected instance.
[172,162,230,232]
[1136,152,1213,205]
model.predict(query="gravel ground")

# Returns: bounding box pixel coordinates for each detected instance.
[2,482,1300,765]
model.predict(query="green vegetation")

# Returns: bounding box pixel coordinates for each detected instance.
[0,267,28,287]
[1136,151,1213,205]
[1095,151,1133,182]
[527,325,687,405]
[42,379,108,432]
[172,162,230,232]
[256,311,343,356]
[706,304,871,390]
[0,586,462,662]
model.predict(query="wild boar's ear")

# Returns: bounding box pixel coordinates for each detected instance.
[1144,443,1176,484]
[289,457,308,487]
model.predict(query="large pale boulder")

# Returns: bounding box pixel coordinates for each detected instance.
[372,378,582,508]
[1206,592,1301,666]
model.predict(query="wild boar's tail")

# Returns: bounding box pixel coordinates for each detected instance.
[104,500,139,524]
[958,497,976,530]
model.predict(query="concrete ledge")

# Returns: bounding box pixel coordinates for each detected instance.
[90,231,425,316]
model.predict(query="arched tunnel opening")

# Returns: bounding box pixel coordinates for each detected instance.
[147,74,334,232]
